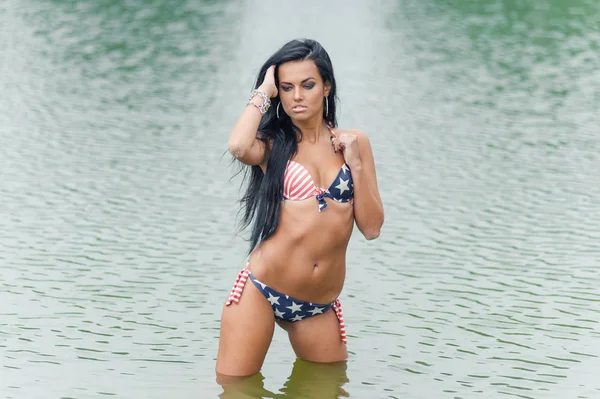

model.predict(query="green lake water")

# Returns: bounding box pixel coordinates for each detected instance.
[1,0,600,398]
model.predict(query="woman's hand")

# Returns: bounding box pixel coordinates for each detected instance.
[332,131,361,169]
[258,65,278,98]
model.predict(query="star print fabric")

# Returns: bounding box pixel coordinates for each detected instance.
[225,267,347,344]
[248,273,334,322]
[317,162,354,212]
[282,161,354,212]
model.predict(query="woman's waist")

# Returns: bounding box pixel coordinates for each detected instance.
[248,245,346,304]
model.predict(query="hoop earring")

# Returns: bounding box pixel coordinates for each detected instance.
[277,102,281,119]
[324,97,329,117]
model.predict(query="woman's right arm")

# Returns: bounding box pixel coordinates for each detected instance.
[227,65,278,167]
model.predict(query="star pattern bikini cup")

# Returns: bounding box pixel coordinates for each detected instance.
[282,128,354,211]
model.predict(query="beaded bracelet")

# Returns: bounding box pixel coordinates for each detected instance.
[247,89,271,114]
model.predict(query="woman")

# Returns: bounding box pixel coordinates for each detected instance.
[217,39,384,377]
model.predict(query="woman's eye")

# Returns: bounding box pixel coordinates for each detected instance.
[282,86,292,92]
[304,84,315,89]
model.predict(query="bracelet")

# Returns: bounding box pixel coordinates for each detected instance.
[247,90,271,114]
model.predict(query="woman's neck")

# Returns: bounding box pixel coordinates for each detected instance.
[294,116,327,144]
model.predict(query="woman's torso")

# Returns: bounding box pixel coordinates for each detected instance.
[248,128,354,304]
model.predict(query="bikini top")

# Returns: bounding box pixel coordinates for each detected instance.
[282,128,354,212]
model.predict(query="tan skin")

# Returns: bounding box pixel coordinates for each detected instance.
[217,60,384,377]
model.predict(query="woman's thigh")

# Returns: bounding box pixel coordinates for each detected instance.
[216,279,275,376]
[280,308,347,363]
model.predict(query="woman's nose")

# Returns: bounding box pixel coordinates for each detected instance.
[293,87,303,101]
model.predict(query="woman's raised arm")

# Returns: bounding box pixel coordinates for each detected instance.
[227,65,278,166]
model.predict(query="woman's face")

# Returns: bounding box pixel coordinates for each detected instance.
[277,60,330,122]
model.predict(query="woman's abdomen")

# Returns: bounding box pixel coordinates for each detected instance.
[248,199,353,303]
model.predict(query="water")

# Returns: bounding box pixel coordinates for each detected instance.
[1,0,599,398]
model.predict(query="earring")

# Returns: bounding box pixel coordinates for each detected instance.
[324,96,329,117]
[277,102,281,118]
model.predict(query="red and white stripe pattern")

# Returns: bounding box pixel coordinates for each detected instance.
[225,268,249,305]
[283,160,317,200]
[333,299,347,344]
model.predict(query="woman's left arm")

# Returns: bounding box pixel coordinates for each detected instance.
[333,130,384,240]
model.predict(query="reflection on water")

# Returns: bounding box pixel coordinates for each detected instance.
[277,359,349,398]
[218,359,349,399]
[218,372,275,399]
[1,0,599,397]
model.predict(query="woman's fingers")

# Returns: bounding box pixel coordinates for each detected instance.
[331,137,344,153]
[262,65,278,97]
[266,65,275,79]
[265,65,276,85]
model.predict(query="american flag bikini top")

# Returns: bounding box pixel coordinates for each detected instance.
[282,131,354,212]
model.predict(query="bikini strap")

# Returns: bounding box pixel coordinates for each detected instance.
[326,123,337,138]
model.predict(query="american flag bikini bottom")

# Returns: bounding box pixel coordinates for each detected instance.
[226,267,347,344]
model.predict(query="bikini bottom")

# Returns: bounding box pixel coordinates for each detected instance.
[226,267,347,344]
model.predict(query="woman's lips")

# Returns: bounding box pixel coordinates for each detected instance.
[292,105,307,112]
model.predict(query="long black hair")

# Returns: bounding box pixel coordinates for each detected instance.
[237,39,338,254]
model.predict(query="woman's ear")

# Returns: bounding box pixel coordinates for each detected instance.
[324,81,331,97]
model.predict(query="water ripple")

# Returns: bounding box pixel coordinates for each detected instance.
[2,0,600,397]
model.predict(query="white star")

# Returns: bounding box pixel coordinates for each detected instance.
[258,282,267,290]
[286,301,303,314]
[341,163,349,173]
[291,314,305,322]
[309,306,324,315]
[267,293,280,306]
[335,178,350,195]
[274,308,285,318]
